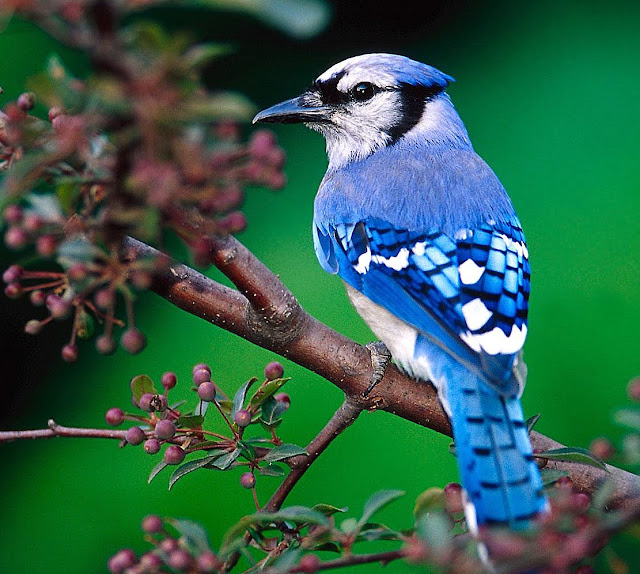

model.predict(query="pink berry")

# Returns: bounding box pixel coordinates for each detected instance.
[4,283,22,299]
[264,361,284,380]
[274,392,290,407]
[4,226,28,249]
[444,482,463,514]
[144,439,161,454]
[196,551,218,572]
[193,367,211,385]
[240,472,255,489]
[164,445,186,465]
[589,437,614,460]
[161,371,177,390]
[3,205,23,224]
[61,343,78,363]
[96,334,116,355]
[139,393,155,412]
[298,554,320,573]
[627,377,640,402]
[46,294,71,319]
[197,381,217,402]
[139,552,162,570]
[36,234,57,257]
[29,290,46,306]
[17,92,35,111]
[168,549,192,572]
[67,263,88,281]
[141,514,164,534]
[234,409,252,428]
[107,549,136,573]
[105,407,125,426]
[2,264,23,283]
[24,320,42,335]
[125,426,145,446]
[121,328,146,354]
[155,419,176,440]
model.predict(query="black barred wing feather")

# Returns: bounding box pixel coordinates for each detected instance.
[319,217,531,391]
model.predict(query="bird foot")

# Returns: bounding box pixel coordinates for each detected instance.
[363,341,392,398]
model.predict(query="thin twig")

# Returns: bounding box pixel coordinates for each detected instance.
[222,398,363,572]
[0,419,129,442]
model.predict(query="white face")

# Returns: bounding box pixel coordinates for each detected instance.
[305,86,404,169]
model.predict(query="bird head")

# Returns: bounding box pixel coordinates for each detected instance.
[254,53,466,168]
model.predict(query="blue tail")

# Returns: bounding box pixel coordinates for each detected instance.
[446,367,547,529]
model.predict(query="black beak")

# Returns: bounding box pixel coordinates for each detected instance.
[253,94,331,124]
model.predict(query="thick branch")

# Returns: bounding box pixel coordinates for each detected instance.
[123,236,640,510]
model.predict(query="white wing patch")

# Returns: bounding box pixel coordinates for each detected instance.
[499,233,529,260]
[371,247,410,271]
[458,258,485,285]
[354,247,372,274]
[461,298,493,331]
[461,324,528,356]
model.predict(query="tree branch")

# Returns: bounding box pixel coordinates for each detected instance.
[222,398,363,572]
[121,236,640,512]
[0,419,128,442]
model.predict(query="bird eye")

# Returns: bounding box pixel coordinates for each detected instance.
[351,82,376,101]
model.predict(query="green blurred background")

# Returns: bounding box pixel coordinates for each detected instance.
[1,1,640,572]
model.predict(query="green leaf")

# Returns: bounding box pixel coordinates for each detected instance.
[168,518,212,555]
[258,464,285,477]
[312,504,347,517]
[263,546,302,572]
[176,414,204,429]
[260,396,288,426]
[591,479,616,511]
[249,377,290,409]
[358,489,405,529]
[183,43,232,69]
[217,399,233,415]
[415,512,453,550]
[210,448,240,470]
[614,408,640,430]
[413,487,445,519]
[535,447,607,471]
[74,309,94,340]
[526,413,541,434]
[356,523,401,542]
[130,374,158,404]
[182,92,255,122]
[340,517,357,534]
[540,468,569,486]
[312,542,341,553]
[220,506,328,556]
[263,443,307,463]
[266,506,329,526]
[192,0,331,40]
[232,378,257,419]
[148,460,169,484]
[168,453,225,490]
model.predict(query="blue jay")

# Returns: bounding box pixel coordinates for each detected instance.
[254,53,547,532]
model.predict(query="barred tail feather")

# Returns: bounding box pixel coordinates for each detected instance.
[447,370,547,529]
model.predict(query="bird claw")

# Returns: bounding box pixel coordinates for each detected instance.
[363,341,392,397]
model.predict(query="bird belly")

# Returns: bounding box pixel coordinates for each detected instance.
[345,283,432,382]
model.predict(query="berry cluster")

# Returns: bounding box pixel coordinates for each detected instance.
[108,515,222,573]
[0,4,286,361]
[107,361,294,492]
[404,476,607,573]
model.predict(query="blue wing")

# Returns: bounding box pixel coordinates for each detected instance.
[313,217,531,394]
